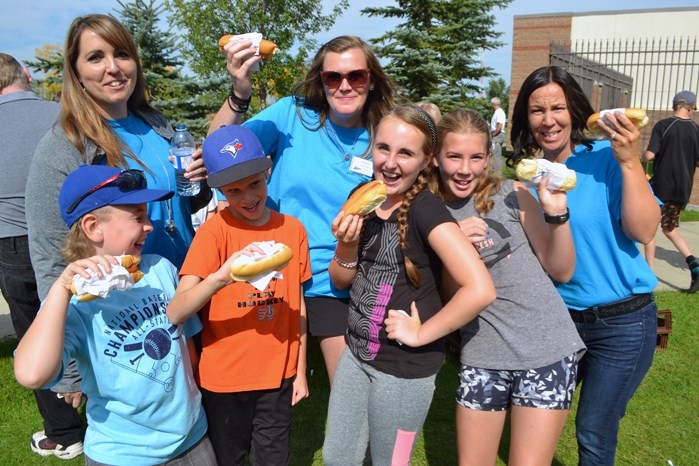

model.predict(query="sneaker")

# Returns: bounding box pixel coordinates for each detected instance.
[689,272,699,294]
[30,431,83,460]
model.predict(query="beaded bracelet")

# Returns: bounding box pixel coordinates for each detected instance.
[228,84,251,114]
[334,255,358,269]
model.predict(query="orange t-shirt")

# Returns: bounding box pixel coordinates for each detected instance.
[180,209,311,392]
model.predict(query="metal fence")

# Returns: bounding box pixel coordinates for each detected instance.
[550,36,699,149]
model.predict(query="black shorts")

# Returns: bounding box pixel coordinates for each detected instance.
[306,296,349,337]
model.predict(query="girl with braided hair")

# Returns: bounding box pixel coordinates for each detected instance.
[323,104,495,466]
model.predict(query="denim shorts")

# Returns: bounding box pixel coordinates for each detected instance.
[456,352,581,411]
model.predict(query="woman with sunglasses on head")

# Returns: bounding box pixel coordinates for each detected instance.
[211,35,395,384]
[509,65,660,466]
[26,14,212,305]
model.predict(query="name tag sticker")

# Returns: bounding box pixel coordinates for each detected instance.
[349,156,373,177]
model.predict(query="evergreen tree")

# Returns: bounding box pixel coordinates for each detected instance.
[165,0,349,114]
[363,0,511,111]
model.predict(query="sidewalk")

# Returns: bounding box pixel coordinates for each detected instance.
[1,223,698,339]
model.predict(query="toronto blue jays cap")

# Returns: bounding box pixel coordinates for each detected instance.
[59,165,173,227]
[203,125,271,188]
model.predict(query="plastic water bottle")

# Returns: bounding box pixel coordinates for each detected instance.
[170,124,200,197]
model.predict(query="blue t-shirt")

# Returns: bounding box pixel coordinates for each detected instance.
[244,97,371,298]
[109,115,194,268]
[557,140,657,309]
[52,255,206,465]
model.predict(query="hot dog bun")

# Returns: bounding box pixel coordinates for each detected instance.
[341,180,387,217]
[218,35,278,60]
[586,108,649,139]
[230,244,294,282]
[70,255,143,301]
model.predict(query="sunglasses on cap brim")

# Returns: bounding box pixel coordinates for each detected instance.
[66,169,147,215]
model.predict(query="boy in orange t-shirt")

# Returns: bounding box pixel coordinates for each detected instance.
[166,125,311,466]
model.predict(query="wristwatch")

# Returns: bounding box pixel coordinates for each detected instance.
[544,208,570,224]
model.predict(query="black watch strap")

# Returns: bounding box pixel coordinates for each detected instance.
[544,208,570,224]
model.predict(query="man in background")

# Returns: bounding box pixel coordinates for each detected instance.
[643,91,699,292]
[489,97,506,175]
[0,52,84,459]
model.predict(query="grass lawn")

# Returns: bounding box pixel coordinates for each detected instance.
[1,290,697,465]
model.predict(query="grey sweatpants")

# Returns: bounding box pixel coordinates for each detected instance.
[322,348,436,466]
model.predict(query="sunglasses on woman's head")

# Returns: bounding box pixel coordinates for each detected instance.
[66,169,147,214]
[320,69,371,89]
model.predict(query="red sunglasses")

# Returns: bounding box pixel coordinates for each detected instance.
[66,169,147,214]
[320,69,371,89]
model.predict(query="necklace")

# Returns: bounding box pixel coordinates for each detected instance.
[116,116,177,234]
[324,123,362,161]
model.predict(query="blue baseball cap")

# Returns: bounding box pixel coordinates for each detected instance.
[59,165,174,227]
[203,125,271,188]
[673,91,696,107]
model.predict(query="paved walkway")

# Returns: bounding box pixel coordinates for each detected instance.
[2,223,698,339]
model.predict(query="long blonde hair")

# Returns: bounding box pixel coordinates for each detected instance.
[61,14,161,167]
[436,109,503,214]
[383,104,438,288]
[292,36,395,155]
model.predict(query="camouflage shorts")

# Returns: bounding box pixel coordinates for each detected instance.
[455,352,580,411]
[661,202,684,232]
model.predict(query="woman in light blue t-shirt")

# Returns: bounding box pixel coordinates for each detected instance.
[210,35,395,384]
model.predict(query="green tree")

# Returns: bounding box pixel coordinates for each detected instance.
[165,0,349,114]
[486,76,509,113]
[116,0,214,136]
[363,0,511,111]
[24,44,63,101]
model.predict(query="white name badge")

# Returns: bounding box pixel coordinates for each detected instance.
[349,156,373,177]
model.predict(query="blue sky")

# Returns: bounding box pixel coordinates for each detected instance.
[1,0,697,86]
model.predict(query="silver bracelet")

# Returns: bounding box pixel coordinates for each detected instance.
[334,255,358,269]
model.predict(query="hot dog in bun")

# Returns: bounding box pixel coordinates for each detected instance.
[586,108,649,139]
[218,34,278,60]
[71,255,143,302]
[230,243,294,282]
[341,180,387,218]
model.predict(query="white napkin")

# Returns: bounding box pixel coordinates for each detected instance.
[71,262,135,299]
[520,159,575,191]
[230,241,286,291]
[225,32,263,72]
[597,108,626,131]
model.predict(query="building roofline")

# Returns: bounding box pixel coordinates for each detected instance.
[514,6,699,20]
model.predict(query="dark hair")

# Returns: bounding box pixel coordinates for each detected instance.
[291,36,394,154]
[508,66,594,167]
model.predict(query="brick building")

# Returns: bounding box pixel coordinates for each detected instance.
[508,7,699,203]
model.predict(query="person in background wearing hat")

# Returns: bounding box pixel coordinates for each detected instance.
[13,165,215,465]
[642,91,699,291]
[489,96,507,175]
[167,125,311,466]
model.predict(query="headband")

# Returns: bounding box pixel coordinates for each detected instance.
[414,106,437,151]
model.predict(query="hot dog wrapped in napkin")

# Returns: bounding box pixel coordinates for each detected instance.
[515,158,577,191]
[71,255,143,301]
